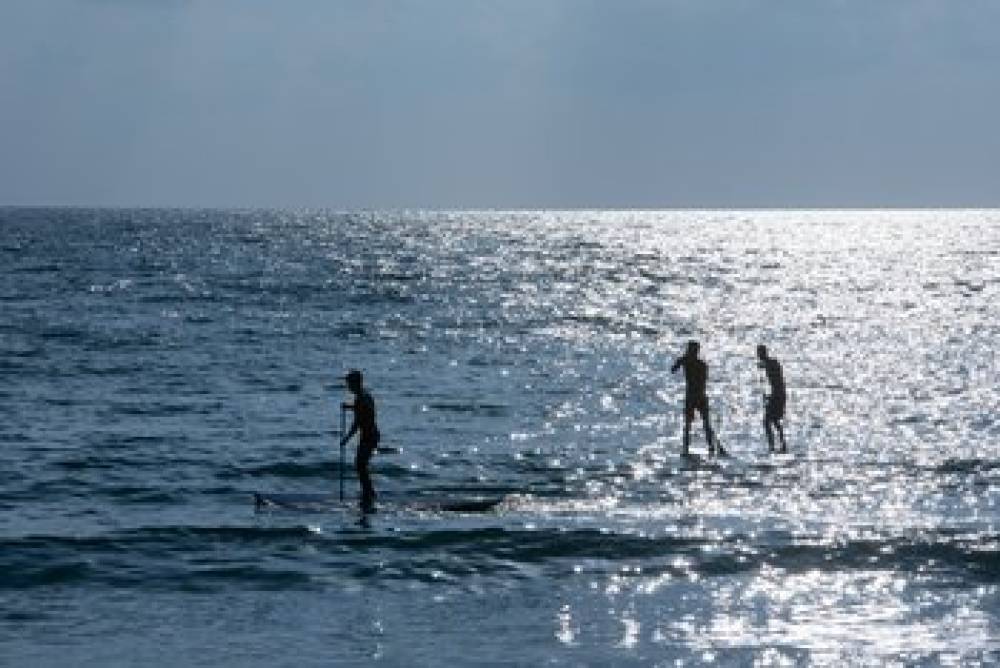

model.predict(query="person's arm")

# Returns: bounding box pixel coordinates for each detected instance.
[670,356,683,373]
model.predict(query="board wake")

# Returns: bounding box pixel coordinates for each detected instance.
[253,492,504,514]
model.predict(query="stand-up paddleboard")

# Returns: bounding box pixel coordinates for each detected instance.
[253,492,504,514]
[679,451,727,465]
[254,492,352,512]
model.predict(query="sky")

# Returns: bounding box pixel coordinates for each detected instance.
[1,0,999,209]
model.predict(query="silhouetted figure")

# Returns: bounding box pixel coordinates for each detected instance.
[757,345,787,453]
[340,370,380,512]
[671,341,719,456]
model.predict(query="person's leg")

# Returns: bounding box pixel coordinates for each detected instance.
[682,405,693,456]
[764,399,777,452]
[701,405,716,454]
[356,443,376,510]
[775,399,787,453]
[681,413,691,457]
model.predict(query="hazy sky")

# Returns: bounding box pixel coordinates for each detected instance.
[2,1,998,208]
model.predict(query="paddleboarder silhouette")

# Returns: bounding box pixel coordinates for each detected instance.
[340,369,380,512]
[757,345,788,453]
[671,340,723,457]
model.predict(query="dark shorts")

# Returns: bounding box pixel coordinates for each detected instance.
[766,395,786,421]
[684,394,709,421]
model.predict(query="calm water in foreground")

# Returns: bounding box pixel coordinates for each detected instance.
[1,209,998,666]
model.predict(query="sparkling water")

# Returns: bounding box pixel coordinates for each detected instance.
[2,208,998,665]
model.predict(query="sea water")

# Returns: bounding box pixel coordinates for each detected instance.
[1,209,998,666]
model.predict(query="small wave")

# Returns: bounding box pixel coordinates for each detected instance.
[9,263,62,274]
[0,346,44,359]
[82,332,165,352]
[425,402,510,417]
[637,269,689,284]
[220,461,337,479]
[101,487,183,504]
[220,459,427,480]
[1,476,192,505]
[3,523,999,591]
[172,565,317,590]
[395,528,1000,583]
[375,271,423,282]
[81,539,327,594]
[95,433,185,448]
[934,458,1000,475]
[0,359,31,373]
[1,560,91,588]
[1,525,317,556]
[38,323,88,342]
[71,361,147,377]
[364,290,416,305]
[104,400,223,418]
[267,430,326,442]
[562,313,615,328]
[54,457,120,471]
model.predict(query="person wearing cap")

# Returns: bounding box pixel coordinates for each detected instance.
[756,345,787,453]
[340,370,380,512]
[670,340,720,457]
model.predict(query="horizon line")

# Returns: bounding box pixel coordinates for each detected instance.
[3,204,1000,213]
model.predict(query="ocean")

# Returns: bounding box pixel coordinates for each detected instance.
[1,208,998,666]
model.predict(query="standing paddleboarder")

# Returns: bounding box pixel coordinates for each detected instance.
[756,345,788,453]
[340,369,380,512]
[671,340,721,457]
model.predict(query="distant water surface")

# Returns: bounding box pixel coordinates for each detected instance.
[1,209,999,665]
